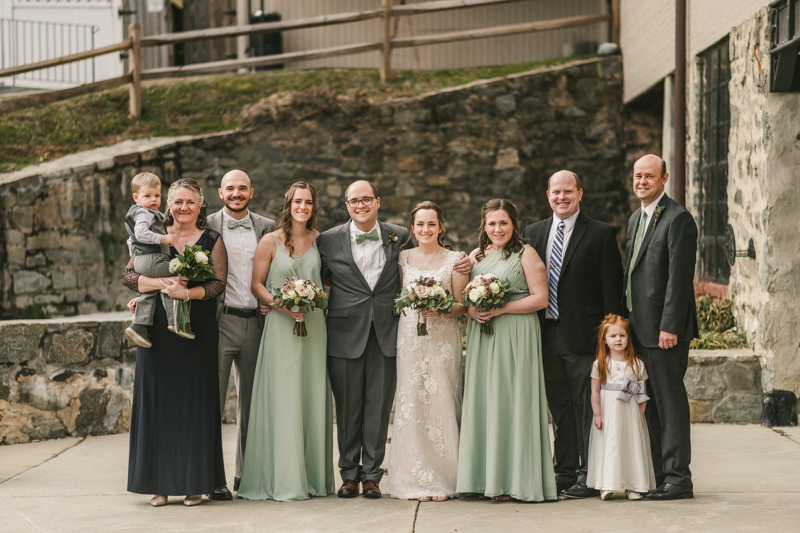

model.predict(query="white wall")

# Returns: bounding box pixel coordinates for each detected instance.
[0,0,125,89]
[621,0,766,102]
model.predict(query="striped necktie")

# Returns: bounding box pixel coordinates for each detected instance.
[548,221,565,319]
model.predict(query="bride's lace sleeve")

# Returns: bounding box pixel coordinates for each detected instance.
[122,254,140,292]
[199,231,227,300]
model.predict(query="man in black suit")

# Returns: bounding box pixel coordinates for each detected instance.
[522,170,623,498]
[624,155,698,501]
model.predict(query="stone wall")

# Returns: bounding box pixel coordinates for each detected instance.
[0,56,660,320]
[686,8,800,400]
[0,312,764,444]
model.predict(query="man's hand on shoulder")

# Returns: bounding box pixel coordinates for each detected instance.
[454,252,474,275]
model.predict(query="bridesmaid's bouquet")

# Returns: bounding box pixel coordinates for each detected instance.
[462,274,509,335]
[270,277,328,337]
[168,245,215,336]
[394,276,456,336]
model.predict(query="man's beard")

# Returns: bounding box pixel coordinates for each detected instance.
[225,198,249,213]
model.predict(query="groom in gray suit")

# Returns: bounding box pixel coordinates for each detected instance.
[318,180,408,499]
[206,169,275,499]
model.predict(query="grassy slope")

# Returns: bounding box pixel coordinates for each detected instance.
[0,56,591,172]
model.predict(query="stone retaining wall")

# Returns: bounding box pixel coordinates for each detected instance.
[0,313,764,444]
[0,56,659,320]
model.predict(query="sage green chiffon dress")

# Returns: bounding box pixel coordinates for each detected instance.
[236,237,335,501]
[456,245,557,502]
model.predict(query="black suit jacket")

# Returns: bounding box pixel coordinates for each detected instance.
[624,194,700,348]
[523,212,623,355]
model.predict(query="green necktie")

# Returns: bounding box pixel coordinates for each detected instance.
[227,218,253,229]
[356,228,379,245]
[626,211,648,312]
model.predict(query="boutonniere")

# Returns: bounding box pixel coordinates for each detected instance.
[652,205,666,227]
[261,227,269,237]
[384,231,398,246]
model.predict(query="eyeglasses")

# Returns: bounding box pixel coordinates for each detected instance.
[346,197,374,208]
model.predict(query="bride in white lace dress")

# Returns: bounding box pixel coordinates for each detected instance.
[387,202,469,502]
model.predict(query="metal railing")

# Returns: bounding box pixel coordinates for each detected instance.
[0,18,99,87]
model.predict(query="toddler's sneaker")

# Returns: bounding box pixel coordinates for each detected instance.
[168,324,196,340]
[626,490,643,500]
[126,324,152,349]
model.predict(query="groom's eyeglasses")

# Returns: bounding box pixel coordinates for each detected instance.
[346,197,374,208]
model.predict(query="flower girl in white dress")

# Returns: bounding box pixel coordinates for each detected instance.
[586,315,656,500]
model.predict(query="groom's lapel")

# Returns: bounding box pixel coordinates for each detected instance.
[374,221,396,287]
[338,223,372,292]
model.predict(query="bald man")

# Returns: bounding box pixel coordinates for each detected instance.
[624,155,698,500]
[206,170,275,499]
[522,170,623,498]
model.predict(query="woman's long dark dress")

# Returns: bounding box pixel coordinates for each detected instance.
[124,229,228,496]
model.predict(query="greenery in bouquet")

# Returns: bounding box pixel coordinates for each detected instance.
[167,245,215,335]
[394,276,456,336]
[461,274,509,334]
[271,277,328,337]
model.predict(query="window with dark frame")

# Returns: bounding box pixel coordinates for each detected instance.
[698,37,731,284]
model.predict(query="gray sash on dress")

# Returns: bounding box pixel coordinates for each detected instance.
[600,379,650,404]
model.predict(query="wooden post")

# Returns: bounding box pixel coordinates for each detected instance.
[611,0,620,44]
[380,0,392,83]
[129,22,142,120]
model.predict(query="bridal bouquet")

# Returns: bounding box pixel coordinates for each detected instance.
[168,245,215,335]
[394,276,456,336]
[271,277,328,337]
[462,274,509,334]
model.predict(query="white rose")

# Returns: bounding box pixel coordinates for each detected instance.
[414,285,428,297]
[296,286,309,297]
[489,282,500,294]
[168,258,183,273]
[294,279,304,288]
[195,251,208,264]
[286,290,297,299]
[478,286,487,296]
[469,289,481,302]
[435,285,445,296]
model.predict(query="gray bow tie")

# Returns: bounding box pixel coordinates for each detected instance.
[227,218,253,229]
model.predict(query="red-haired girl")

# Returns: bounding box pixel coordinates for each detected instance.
[586,315,656,500]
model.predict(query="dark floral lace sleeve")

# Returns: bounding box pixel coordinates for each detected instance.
[122,254,140,293]
[199,230,227,300]
[121,230,227,300]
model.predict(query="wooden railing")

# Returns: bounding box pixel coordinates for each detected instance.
[0,0,615,118]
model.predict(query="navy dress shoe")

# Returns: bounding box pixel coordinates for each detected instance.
[206,486,233,501]
[562,482,600,499]
[644,482,693,500]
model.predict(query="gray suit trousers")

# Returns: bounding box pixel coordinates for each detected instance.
[328,325,397,484]
[217,312,262,480]
[132,253,173,328]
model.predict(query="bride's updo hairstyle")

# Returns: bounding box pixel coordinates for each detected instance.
[403,201,452,250]
[163,177,208,229]
[278,182,319,257]
[475,198,527,261]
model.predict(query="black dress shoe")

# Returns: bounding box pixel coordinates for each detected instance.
[362,480,382,499]
[644,482,693,500]
[562,482,600,499]
[556,480,574,495]
[233,477,241,492]
[206,486,233,501]
[337,480,359,498]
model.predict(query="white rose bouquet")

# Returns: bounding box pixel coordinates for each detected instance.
[167,244,215,336]
[270,276,328,337]
[461,274,509,334]
[394,276,456,336]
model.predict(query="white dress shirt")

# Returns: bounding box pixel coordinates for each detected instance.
[222,210,258,309]
[350,220,385,290]
[640,190,667,238]
[545,210,580,319]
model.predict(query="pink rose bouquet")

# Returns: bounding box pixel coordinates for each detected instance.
[271,277,328,337]
[394,276,456,336]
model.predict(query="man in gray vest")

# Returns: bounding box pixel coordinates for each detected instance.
[206,169,275,500]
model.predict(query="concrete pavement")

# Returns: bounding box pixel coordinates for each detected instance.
[1,424,799,532]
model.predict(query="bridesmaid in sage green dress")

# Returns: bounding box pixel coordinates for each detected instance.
[237,182,334,502]
[457,199,557,502]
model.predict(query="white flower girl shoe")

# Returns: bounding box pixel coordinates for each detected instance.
[600,490,613,500]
